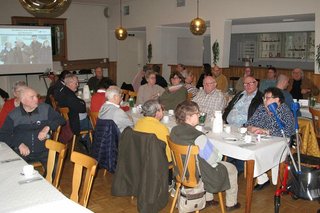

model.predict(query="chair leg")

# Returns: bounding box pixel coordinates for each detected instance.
[170,183,181,213]
[218,192,225,213]
[103,169,107,176]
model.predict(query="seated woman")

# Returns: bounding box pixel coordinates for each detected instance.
[159,71,187,110]
[170,100,240,211]
[0,81,26,128]
[245,87,295,190]
[136,70,165,105]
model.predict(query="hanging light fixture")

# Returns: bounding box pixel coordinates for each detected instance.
[189,0,206,35]
[115,0,128,40]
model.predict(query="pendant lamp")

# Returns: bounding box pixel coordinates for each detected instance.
[115,0,128,40]
[190,0,206,35]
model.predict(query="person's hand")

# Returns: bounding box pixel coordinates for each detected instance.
[301,88,311,95]
[38,126,50,141]
[248,126,269,135]
[19,143,30,156]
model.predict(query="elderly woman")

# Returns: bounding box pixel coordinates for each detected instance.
[136,70,165,105]
[0,81,26,128]
[159,71,187,110]
[170,100,240,211]
[246,87,295,137]
[243,87,295,191]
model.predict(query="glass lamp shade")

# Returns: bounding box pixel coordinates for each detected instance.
[190,17,207,35]
[115,27,128,40]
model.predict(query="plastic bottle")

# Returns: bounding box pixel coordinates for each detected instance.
[212,111,223,133]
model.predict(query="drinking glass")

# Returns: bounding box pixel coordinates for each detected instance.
[199,112,207,126]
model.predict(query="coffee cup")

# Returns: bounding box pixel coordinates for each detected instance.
[23,165,34,178]
[244,135,252,143]
[162,115,169,123]
[131,107,137,113]
[195,125,203,132]
[168,109,174,116]
[239,127,247,134]
[224,125,231,134]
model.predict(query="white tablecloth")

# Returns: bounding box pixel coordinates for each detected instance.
[0,142,92,213]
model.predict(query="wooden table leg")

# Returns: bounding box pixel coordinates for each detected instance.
[245,160,255,213]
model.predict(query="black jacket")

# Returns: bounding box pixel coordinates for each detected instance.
[112,127,168,213]
[55,86,86,135]
[223,90,263,124]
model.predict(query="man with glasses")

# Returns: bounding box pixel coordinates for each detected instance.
[99,86,133,132]
[223,76,263,127]
[193,76,226,119]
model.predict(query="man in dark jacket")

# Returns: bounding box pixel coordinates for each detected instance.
[0,87,65,170]
[223,76,263,127]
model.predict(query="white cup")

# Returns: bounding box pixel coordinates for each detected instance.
[168,109,174,116]
[23,165,34,178]
[239,127,247,134]
[195,125,203,132]
[131,107,137,113]
[224,125,231,134]
[162,115,169,123]
[244,135,252,143]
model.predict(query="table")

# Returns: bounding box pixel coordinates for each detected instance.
[206,130,287,213]
[130,111,288,213]
[0,142,92,213]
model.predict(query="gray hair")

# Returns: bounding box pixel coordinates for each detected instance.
[12,81,26,93]
[277,74,289,84]
[64,73,78,86]
[142,99,162,117]
[105,86,122,100]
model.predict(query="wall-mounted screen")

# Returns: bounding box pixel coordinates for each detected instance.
[0,25,52,75]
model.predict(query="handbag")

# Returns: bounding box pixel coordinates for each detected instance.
[177,145,206,213]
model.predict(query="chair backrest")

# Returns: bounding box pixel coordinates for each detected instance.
[121,89,130,101]
[45,139,67,188]
[88,111,99,130]
[49,94,58,111]
[167,136,199,188]
[52,125,61,141]
[70,151,98,207]
[309,107,320,137]
[59,107,70,121]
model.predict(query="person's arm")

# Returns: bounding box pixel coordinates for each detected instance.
[46,105,66,130]
[115,109,134,132]
[195,135,222,167]
[0,116,23,148]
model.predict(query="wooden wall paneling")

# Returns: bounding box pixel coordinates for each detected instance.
[108,61,117,84]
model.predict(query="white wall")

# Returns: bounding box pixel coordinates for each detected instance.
[0,1,108,96]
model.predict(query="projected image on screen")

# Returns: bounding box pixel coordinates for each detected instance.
[0,25,53,75]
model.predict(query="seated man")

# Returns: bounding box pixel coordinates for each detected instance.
[0,87,65,172]
[56,74,91,136]
[193,76,226,119]
[133,100,173,185]
[288,68,319,99]
[276,74,294,108]
[90,80,114,113]
[259,67,277,93]
[211,65,228,93]
[45,70,70,106]
[87,66,115,92]
[223,76,263,127]
[99,86,133,132]
[246,87,295,190]
[170,101,240,211]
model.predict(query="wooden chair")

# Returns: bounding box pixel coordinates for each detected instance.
[59,107,93,152]
[70,151,98,207]
[309,107,320,142]
[121,89,130,101]
[167,136,225,213]
[88,111,99,130]
[49,94,58,111]
[45,139,67,188]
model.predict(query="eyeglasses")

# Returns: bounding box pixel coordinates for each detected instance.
[263,96,274,101]
[171,76,180,80]
[243,81,256,87]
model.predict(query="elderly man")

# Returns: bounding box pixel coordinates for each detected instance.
[223,76,263,127]
[87,66,115,92]
[56,74,91,136]
[211,65,228,93]
[193,76,226,119]
[99,86,133,132]
[276,74,294,108]
[288,68,319,99]
[0,87,65,171]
